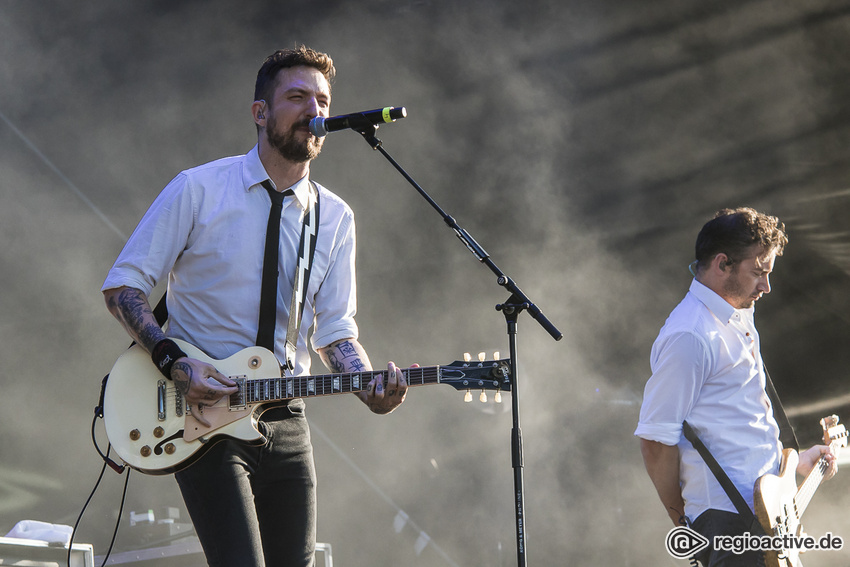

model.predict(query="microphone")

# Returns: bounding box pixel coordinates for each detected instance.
[309,107,407,137]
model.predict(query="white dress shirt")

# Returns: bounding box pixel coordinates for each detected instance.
[635,279,782,520]
[103,145,359,375]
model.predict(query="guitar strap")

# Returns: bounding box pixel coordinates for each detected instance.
[282,181,320,374]
[153,293,168,327]
[764,366,799,451]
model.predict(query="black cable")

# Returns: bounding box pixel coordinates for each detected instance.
[100,467,131,567]
[66,375,131,567]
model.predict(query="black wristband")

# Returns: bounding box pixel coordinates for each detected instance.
[151,339,187,380]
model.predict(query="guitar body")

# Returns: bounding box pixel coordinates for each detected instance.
[754,448,802,567]
[103,340,281,475]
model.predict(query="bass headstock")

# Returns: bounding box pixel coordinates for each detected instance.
[440,352,511,403]
[820,414,848,450]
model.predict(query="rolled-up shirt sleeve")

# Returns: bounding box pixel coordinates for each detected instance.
[635,331,710,446]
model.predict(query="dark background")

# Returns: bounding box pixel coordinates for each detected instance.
[2,1,849,565]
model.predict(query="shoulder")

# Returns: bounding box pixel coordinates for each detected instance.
[178,154,246,187]
[182,153,246,177]
[312,181,356,234]
[653,295,715,357]
[166,153,249,202]
[313,181,353,216]
[662,292,717,336]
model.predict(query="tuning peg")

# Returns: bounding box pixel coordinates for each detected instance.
[464,390,472,403]
[479,390,488,403]
[494,391,502,403]
[463,352,471,362]
[478,352,486,363]
[493,351,500,360]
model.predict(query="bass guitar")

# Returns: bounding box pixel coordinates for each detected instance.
[103,339,511,475]
[754,414,847,567]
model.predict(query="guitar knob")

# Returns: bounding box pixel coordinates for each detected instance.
[164,443,176,455]
[129,429,141,441]
[153,427,165,438]
[140,446,152,458]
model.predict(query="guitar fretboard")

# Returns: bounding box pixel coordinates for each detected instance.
[794,451,834,517]
[231,365,442,406]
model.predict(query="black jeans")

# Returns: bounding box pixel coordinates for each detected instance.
[691,509,765,567]
[175,401,316,567]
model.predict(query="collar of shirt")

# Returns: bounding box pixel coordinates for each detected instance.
[242,144,311,210]
[688,278,755,328]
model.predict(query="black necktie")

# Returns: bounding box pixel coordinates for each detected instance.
[256,180,292,351]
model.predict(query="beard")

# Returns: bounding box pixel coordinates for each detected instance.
[266,113,323,163]
[723,270,757,309]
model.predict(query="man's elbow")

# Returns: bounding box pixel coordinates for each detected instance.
[640,437,674,465]
[103,286,124,314]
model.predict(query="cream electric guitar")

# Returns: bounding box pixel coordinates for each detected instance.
[103,339,511,475]
[753,415,847,567]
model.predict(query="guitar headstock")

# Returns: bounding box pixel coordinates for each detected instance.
[440,352,511,403]
[820,415,848,450]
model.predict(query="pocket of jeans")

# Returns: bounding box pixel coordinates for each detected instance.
[286,398,306,416]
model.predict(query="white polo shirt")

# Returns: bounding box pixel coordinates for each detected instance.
[103,145,359,375]
[635,279,782,520]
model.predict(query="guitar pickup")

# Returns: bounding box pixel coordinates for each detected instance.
[229,377,247,410]
[157,380,166,421]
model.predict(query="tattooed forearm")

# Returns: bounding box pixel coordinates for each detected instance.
[118,289,165,350]
[324,350,344,373]
[318,338,372,374]
[104,287,165,352]
[336,340,358,359]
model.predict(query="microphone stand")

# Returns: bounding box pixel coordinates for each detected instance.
[350,119,563,567]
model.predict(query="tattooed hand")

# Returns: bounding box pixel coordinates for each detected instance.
[361,361,411,414]
[318,338,411,415]
[171,357,239,426]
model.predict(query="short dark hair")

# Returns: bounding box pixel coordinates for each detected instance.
[254,45,335,103]
[694,207,788,272]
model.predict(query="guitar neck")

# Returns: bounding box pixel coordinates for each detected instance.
[794,449,834,517]
[232,365,440,406]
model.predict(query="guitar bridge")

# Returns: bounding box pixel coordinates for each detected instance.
[229,377,247,410]
[175,388,183,417]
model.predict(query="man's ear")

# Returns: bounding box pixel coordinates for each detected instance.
[714,253,730,272]
[252,100,267,126]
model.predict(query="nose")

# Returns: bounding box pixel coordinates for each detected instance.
[305,96,321,118]
[759,275,771,295]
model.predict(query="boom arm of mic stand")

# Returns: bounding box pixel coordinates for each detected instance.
[355,125,563,342]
